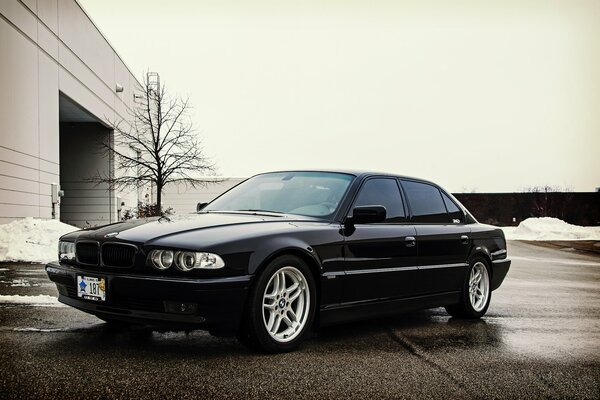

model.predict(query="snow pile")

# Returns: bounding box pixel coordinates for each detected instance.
[0,294,64,307]
[1,278,38,287]
[0,218,78,263]
[502,218,600,241]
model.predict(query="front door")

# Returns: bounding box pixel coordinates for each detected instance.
[341,178,419,303]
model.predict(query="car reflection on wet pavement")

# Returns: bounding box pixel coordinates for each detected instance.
[0,241,598,399]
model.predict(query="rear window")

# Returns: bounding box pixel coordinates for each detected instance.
[441,192,464,223]
[401,180,449,223]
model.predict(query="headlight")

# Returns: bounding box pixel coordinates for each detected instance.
[176,251,197,271]
[151,250,174,270]
[58,241,75,262]
[148,250,225,271]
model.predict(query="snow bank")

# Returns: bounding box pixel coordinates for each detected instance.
[0,218,78,263]
[0,294,64,307]
[502,217,600,241]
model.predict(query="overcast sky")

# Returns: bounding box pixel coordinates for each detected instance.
[80,0,599,192]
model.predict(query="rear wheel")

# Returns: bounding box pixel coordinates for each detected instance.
[237,255,316,353]
[445,257,491,319]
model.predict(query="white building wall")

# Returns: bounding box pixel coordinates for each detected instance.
[0,0,139,226]
[161,178,245,216]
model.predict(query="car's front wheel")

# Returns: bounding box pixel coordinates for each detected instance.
[445,257,492,319]
[238,255,316,353]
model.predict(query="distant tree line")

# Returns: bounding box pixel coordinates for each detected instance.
[454,190,599,226]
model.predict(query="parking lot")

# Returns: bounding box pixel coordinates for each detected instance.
[0,241,598,399]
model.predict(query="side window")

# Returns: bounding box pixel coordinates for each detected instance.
[401,180,449,223]
[441,192,464,223]
[352,178,406,223]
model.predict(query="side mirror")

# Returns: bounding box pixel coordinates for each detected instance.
[197,202,209,212]
[351,205,387,224]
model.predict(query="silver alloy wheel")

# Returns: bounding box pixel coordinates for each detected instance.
[469,261,490,312]
[262,266,310,343]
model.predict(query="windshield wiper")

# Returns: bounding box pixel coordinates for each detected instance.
[233,209,289,217]
[237,209,285,214]
[203,209,286,217]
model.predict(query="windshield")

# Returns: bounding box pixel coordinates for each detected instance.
[203,172,355,218]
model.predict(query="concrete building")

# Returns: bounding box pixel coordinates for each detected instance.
[0,0,140,227]
[162,178,245,216]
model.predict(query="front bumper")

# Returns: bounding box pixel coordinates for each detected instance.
[46,262,252,334]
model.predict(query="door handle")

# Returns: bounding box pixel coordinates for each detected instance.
[405,236,416,247]
[460,235,470,244]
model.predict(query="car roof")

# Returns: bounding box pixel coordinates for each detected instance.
[255,169,437,185]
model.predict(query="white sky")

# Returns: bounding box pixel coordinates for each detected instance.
[80,0,600,192]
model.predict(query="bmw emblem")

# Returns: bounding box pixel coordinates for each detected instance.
[104,232,119,238]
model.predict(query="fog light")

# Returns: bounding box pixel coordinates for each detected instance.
[164,301,198,315]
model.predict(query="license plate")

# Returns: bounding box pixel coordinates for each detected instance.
[77,275,106,301]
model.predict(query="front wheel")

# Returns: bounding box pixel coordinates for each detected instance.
[237,255,316,353]
[445,257,492,319]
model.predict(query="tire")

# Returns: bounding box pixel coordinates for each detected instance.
[237,255,317,353]
[445,257,492,319]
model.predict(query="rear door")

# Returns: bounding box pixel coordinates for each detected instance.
[341,177,419,303]
[400,180,471,295]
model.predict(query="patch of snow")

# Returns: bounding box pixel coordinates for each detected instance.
[11,279,37,287]
[501,218,600,241]
[0,217,78,263]
[13,327,69,332]
[0,279,37,287]
[151,330,209,340]
[0,294,65,307]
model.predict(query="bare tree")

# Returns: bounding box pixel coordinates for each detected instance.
[524,185,573,219]
[90,73,216,214]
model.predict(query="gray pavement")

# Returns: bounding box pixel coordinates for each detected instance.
[0,241,598,399]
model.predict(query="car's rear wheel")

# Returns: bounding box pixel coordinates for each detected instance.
[445,257,491,319]
[237,255,316,353]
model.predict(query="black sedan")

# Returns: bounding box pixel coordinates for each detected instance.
[46,170,510,353]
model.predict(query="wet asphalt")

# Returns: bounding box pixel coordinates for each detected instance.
[0,241,598,399]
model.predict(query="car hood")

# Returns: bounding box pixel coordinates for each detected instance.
[61,212,321,244]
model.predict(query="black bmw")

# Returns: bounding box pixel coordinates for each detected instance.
[46,170,510,352]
